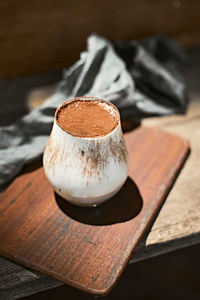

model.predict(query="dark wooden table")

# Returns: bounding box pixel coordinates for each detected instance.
[0,47,200,299]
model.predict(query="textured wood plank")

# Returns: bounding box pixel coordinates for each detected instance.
[0,47,200,300]
[0,127,189,296]
[1,96,198,299]
[19,244,200,300]
[131,98,200,261]
[0,257,60,300]
[1,0,200,78]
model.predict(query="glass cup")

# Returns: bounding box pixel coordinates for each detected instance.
[43,97,129,207]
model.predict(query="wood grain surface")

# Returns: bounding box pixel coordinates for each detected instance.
[0,47,199,300]
[0,126,189,295]
[1,0,200,78]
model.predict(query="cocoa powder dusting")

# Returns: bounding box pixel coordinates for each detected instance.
[56,99,119,137]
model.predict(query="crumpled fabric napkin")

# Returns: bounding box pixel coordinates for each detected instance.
[0,34,187,186]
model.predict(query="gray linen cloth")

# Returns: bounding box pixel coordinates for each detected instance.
[0,34,187,186]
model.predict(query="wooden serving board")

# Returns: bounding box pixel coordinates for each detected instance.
[0,126,189,295]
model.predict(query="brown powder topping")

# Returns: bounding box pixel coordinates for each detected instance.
[56,99,119,137]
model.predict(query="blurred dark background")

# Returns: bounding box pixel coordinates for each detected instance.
[1,0,200,79]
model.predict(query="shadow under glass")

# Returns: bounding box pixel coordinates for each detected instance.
[55,176,143,226]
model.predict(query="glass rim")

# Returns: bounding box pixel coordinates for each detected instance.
[55,96,120,139]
